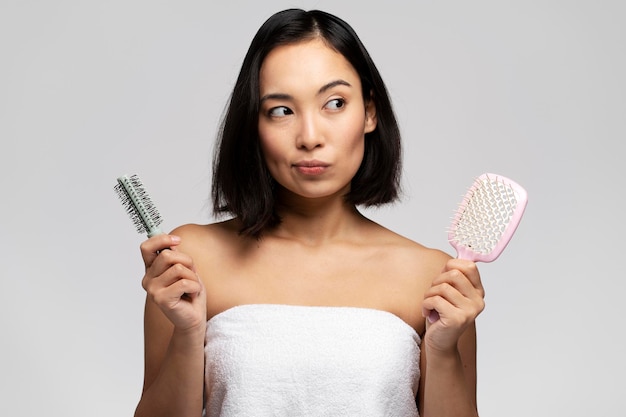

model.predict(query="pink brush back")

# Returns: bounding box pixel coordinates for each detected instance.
[448,173,528,262]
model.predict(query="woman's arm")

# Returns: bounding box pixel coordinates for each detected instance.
[134,233,207,417]
[418,259,484,417]
[418,322,478,416]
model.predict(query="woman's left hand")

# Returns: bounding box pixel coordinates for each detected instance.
[421,258,485,354]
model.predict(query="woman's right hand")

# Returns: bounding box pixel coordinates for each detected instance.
[139,234,207,331]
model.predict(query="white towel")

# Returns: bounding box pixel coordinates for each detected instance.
[204,304,421,417]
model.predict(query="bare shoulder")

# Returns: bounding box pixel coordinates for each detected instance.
[169,218,240,241]
[365,219,451,285]
[168,218,244,263]
[360,219,451,330]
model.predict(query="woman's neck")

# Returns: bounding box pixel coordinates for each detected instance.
[271,189,365,246]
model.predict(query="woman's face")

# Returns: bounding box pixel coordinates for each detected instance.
[258,38,377,202]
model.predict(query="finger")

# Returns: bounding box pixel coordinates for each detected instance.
[434,262,485,300]
[140,234,182,266]
[424,280,485,316]
[161,263,199,287]
[422,295,460,322]
[426,309,440,324]
[145,247,196,281]
[143,261,198,292]
[431,269,484,301]
[423,277,485,318]
[151,278,204,308]
[151,247,195,271]
[424,281,464,307]
[444,259,483,290]
[423,293,479,325]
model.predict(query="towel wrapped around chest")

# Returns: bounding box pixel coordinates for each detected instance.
[204,304,421,417]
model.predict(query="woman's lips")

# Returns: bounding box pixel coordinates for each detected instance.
[293,160,329,175]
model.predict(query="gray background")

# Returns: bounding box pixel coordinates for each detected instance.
[1,0,624,416]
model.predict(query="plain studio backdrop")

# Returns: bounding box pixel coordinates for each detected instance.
[1,1,624,416]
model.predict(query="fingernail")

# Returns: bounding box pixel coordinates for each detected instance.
[427,310,440,324]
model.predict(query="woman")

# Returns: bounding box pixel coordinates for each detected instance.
[134,9,484,417]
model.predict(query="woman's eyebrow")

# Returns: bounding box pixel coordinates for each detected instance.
[318,79,352,94]
[260,92,292,103]
[260,79,353,103]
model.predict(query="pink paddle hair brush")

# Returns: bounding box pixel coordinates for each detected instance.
[448,173,528,262]
[427,173,528,324]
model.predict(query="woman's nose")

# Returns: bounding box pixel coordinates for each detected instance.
[295,113,324,150]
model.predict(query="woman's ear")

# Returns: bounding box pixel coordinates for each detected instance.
[364,94,377,133]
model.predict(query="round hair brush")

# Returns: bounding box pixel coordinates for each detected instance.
[113,174,164,238]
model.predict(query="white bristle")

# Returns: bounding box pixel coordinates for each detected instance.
[114,174,163,236]
[449,175,518,255]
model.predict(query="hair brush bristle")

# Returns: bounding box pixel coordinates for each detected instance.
[114,174,163,237]
[448,173,527,262]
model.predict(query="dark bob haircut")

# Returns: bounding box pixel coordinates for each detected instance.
[212,8,402,237]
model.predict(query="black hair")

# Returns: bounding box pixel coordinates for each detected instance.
[212,9,402,237]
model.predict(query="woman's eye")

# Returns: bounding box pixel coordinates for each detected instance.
[268,106,293,117]
[325,98,345,110]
